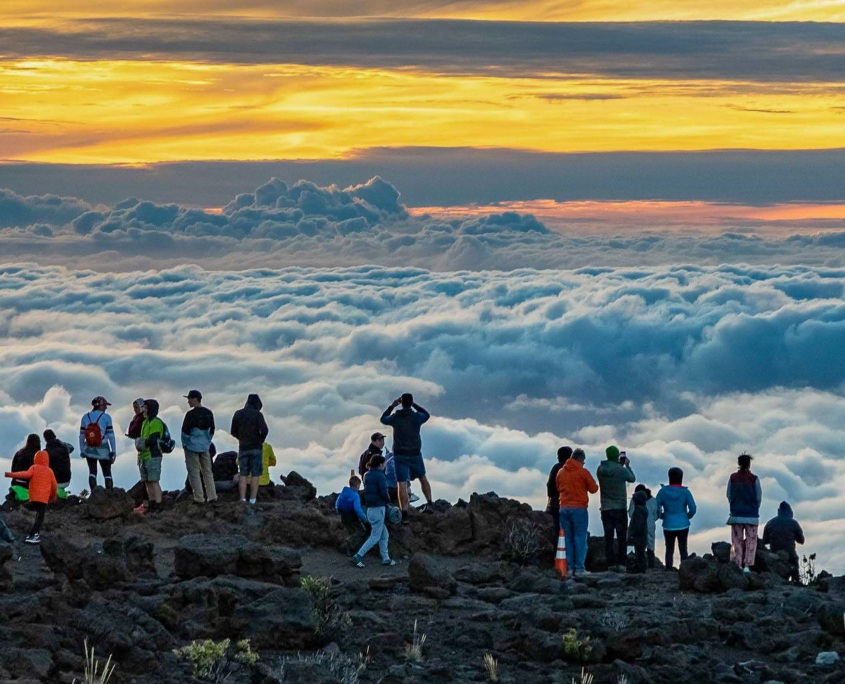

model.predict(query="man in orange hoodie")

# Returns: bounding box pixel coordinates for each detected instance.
[5,450,57,544]
[556,448,599,577]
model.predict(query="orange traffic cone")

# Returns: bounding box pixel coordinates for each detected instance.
[554,529,568,577]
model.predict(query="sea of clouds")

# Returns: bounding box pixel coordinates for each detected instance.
[1,177,844,570]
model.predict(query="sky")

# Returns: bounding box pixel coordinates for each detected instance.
[1,2,845,571]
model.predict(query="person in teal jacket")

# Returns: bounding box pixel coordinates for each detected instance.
[654,467,697,570]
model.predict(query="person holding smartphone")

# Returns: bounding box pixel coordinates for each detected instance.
[596,445,636,571]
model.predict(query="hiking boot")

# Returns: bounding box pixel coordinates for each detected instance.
[351,554,364,568]
[382,558,397,566]
[25,533,41,544]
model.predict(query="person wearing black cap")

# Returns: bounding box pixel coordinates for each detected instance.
[79,396,117,491]
[181,389,217,505]
[358,432,386,478]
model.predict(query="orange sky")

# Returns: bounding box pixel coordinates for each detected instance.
[5,1,845,22]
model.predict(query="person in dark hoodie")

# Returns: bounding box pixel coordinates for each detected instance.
[762,501,805,582]
[42,430,72,494]
[628,489,649,573]
[230,393,269,505]
[9,434,40,499]
[654,467,697,570]
[628,484,658,569]
[351,454,396,568]
[546,446,572,544]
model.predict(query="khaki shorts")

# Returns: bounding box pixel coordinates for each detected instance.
[140,456,162,482]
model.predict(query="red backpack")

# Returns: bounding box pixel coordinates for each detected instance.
[84,412,104,448]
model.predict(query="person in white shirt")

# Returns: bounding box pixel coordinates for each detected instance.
[79,395,118,491]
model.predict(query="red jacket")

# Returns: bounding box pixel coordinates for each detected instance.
[556,458,598,509]
[5,450,58,504]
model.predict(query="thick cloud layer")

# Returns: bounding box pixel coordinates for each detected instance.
[3,20,845,82]
[2,179,845,270]
[0,264,843,570]
[6,149,845,208]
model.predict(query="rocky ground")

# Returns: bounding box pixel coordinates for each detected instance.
[0,474,843,684]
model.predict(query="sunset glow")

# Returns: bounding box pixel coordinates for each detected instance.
[3,58,845,164]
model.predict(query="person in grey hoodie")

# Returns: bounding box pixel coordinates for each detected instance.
[180,389,217,505]
[230,393,269,505]
[596,445,636,570]
[654,467,697,570]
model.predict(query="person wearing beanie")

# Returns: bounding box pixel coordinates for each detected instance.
[596,445,636,571]
[556,448,599,577]
[546,446,573,543]
[726,453,762,574]
[763,501,804,582]
[655,467,697,569]
[5,450,58,544]
[628,483,659,569]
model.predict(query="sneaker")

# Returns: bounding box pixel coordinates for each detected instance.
[382,559,397,566]
[401,510,410,525]
[408,492,420,503]
[573,569,591,577]
[417,502,435,513]
[351,554,364,568]
[132,503,147,515]
[742,566,752,575]
[25,534,41,544]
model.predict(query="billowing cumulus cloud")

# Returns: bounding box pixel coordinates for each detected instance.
[0,263,844,569]
[1,178,845,270]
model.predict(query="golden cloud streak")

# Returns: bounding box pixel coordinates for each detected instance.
[3,59,845,164]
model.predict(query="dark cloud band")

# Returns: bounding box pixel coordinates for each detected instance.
[2,19,845,81]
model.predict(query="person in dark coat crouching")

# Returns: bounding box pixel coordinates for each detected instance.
[762,501,805,583]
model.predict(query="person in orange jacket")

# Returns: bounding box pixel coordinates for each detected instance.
[4,450,57,544]
[556,448,599,577]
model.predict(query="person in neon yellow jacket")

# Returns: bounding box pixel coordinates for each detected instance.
[260,442,277,487]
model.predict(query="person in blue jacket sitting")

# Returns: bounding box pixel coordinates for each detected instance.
[336,472,368,554]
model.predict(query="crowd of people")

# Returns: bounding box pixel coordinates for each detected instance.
[547,446,806,581]
[1,389,807,582]
[2,390,280,543]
